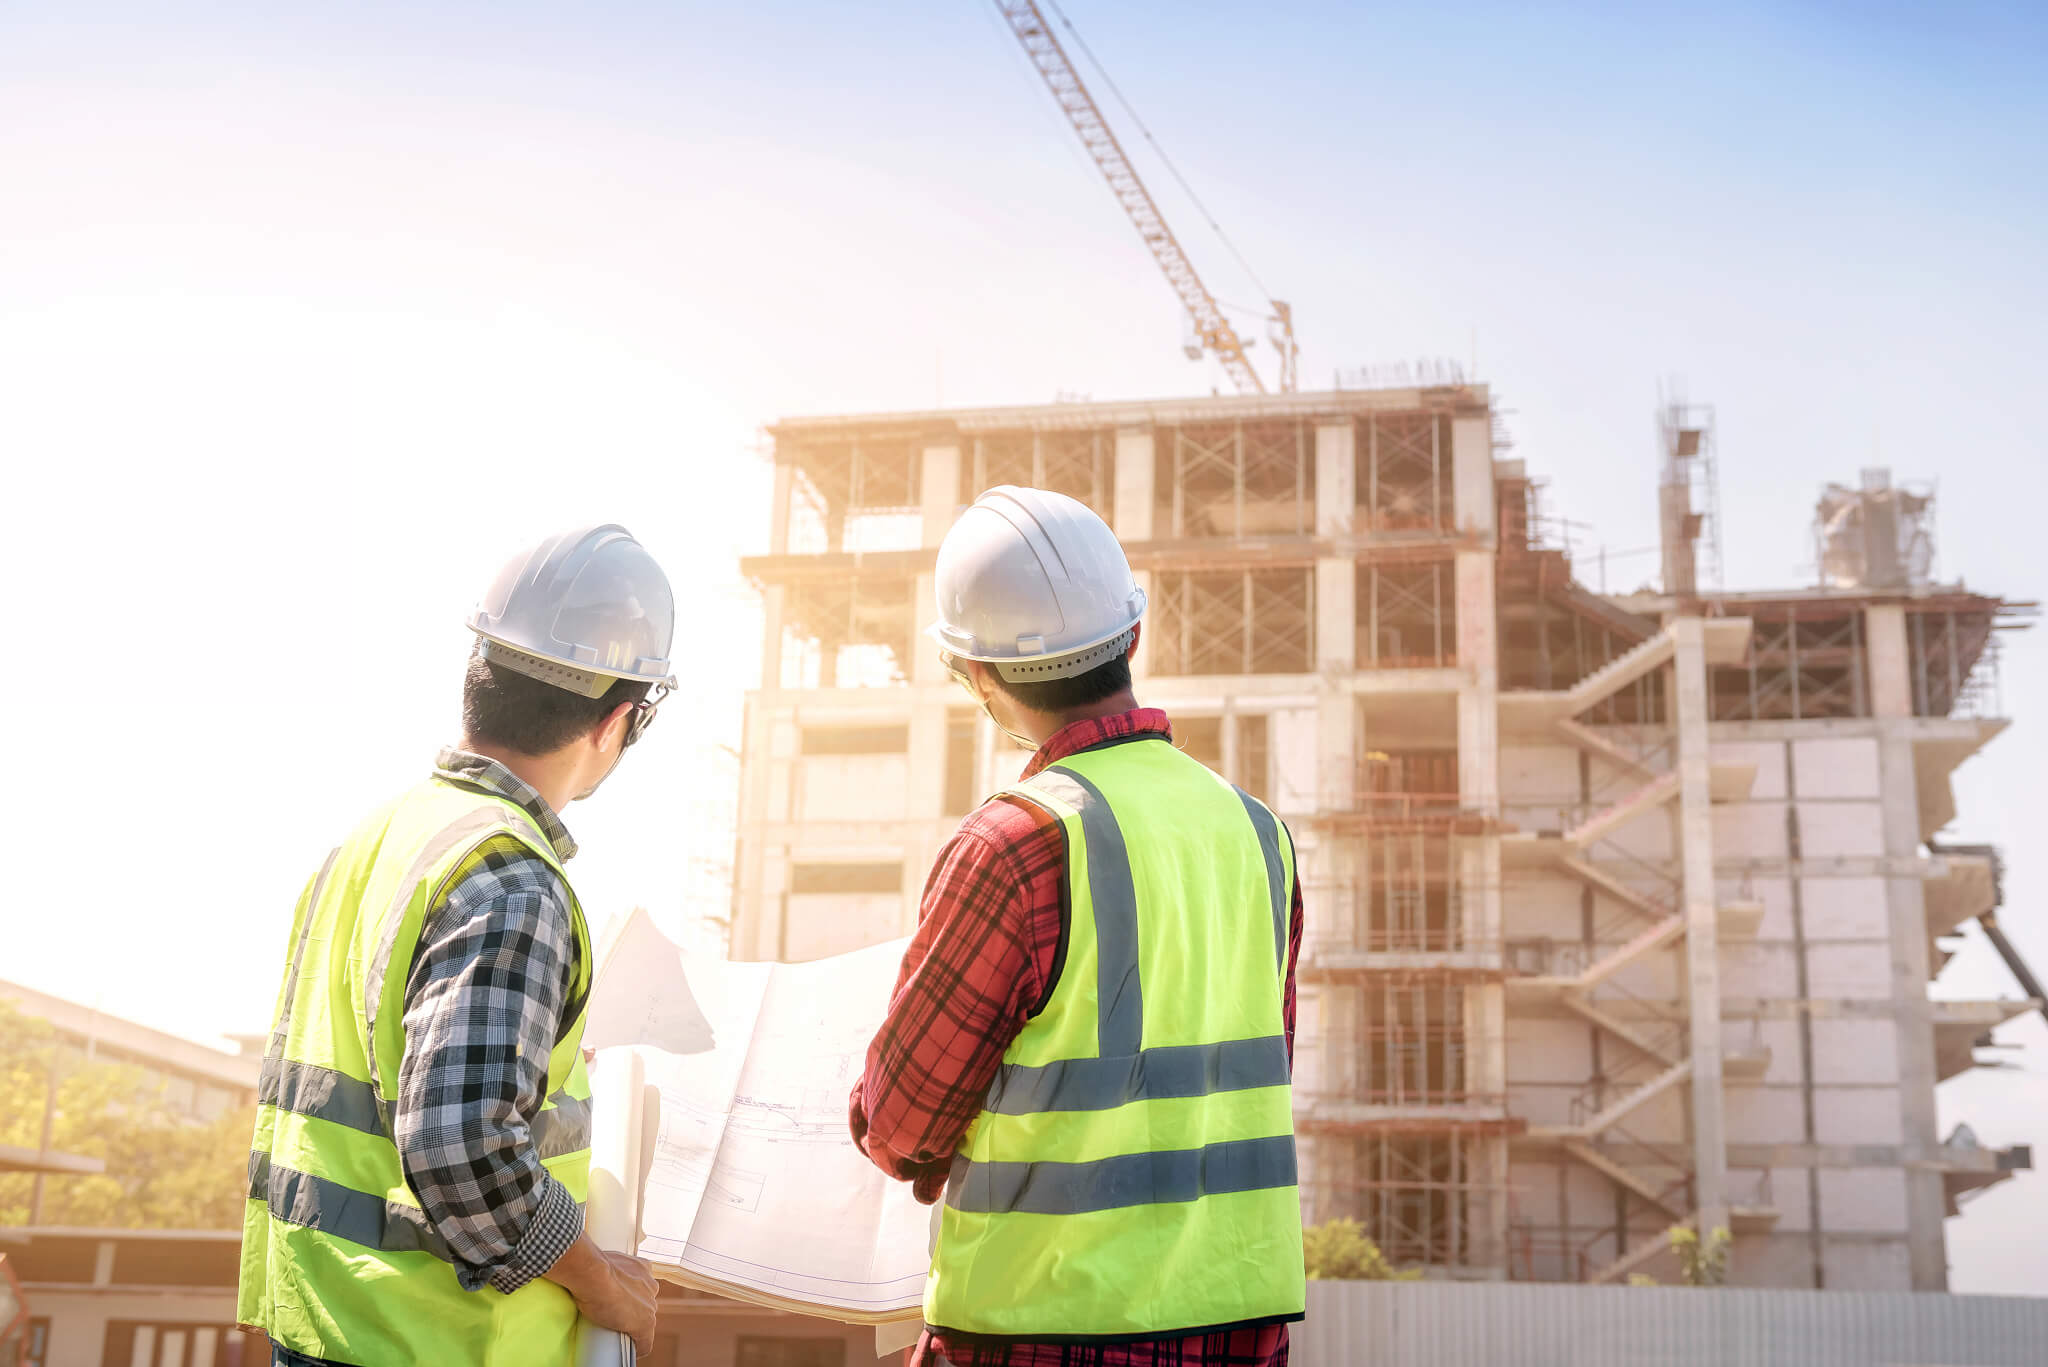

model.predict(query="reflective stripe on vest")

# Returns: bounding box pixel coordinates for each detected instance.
[925,738,1305,1340]
[256,1054,594,1159]
[237,780,593,1366]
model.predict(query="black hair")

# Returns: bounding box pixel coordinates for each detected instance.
[989,648,1133,714]
[461,647,651,756]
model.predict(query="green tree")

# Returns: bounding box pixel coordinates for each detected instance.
[1667,1224,1732,1287]
[1302,1218,1423,1281]
[0,1000,253,1229]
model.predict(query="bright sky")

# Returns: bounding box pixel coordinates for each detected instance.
[2,0,2041,1294]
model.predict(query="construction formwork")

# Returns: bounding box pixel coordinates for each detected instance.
[732,387,2037,1293]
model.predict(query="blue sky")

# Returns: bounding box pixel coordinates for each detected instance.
[1,0,2041,1292]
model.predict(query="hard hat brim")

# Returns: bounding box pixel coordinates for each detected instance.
[471,628,677,696]
[926,587,1146,669]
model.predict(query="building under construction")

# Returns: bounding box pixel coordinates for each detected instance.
[728,384,2037,1290]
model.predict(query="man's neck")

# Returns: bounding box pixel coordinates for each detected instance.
[1029,690,1141,747]
[462,739,577,815]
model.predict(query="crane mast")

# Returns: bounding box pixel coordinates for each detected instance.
[996,0,1288,394]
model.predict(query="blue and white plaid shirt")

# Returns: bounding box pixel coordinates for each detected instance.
[385,748,587,1295]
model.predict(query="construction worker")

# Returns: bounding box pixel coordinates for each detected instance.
[851,488,1306,1367]
[239,525,672,1365]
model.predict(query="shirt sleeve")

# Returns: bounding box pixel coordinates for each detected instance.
[850,811,1057,1205]
[394,838,585,1293]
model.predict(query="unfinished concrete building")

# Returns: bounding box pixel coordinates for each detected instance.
[729,386,2037,1290]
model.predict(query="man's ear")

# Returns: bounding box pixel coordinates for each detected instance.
[964,659,1001,704]
[596,699,635,751]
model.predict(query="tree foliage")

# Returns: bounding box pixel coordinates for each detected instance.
[1669,1224,1732,1287]
[1302,1218,1423,1281]
[1626,1225,1734,1288]
[0,1000,253,1229]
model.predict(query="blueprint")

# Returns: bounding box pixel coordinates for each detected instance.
[590,910,929,1322]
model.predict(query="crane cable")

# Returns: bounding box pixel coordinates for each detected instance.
[1037,0,1282,319]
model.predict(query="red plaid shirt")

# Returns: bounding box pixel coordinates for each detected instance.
[850,708,1303,1367]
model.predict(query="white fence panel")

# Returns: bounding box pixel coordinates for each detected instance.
[1293,1281,2048,1367]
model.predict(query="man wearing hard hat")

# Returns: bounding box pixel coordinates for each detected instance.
[852,488,1306,1367]
[239,526,670,1364]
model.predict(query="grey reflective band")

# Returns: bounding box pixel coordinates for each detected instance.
[259,1052,592,1163]
[534,1092,593,1160]
[1234,788,1289,972]
[1028,765,1144,1056]
[946,1135,1297,1216]
[258,1056,386,1137]
[985,1035,1289,1115]
[247,1150,456,1264]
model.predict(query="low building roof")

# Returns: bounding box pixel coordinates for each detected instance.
[0,979,260,1092]
[0,1143,105,1177]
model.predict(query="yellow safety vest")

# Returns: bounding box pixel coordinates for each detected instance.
[238,778,593,1365]
[926,736,1305,1340]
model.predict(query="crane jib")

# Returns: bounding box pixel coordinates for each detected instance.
[995,0,1279,395]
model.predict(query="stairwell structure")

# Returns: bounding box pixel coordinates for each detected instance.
[729,387,2036,1291]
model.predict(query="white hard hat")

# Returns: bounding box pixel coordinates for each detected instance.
[930,486,1145,683]
[467,524,676,698]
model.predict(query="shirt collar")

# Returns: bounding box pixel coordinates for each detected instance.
[432,747,579,861]
[1021,707,1174,780]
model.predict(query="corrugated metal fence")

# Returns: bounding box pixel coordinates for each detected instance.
[1293,1282,2048,1366]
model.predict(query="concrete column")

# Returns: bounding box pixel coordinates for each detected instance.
[732,697,778,960]
[1113,429,1156,542]
[1314,423,1359,798]
[1314,422,1355,537]
[1115,430,1156,683]
[1315,560,1355,673]
[905,703,946,936]
[1452,544,1507,1273]
[916,448,960,691]
[1878,724,1948,1288]
[911,574,945,687]
[1866,604,1912,718]
[1450,413,1496,541]
[758,584,787,693]
[1674,618,1729,1237]
[1454,551,1499,814]
[768,462,796,555]
[920,445,962,547]
[907,707,946,822]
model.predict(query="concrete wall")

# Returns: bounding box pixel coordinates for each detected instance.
[1701,730,1926,1289]
[1497,711,1944,1291]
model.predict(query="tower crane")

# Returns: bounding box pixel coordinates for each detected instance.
[994,0,1298,394]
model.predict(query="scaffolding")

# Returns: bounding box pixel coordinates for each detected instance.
[1295,973,1496,1110]
[1359,559,1456,668]
[1149,567,1313,675]
[1313,1129,1504,1267]
[1656,392,1722,597]
[774,573,915,689]
[1157,419,1313,537]
[782,434,922,552]
[1362,411,1455,533]
[1704,594,2029,722]
[971,428,1113,516]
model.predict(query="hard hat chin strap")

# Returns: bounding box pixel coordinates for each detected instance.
[975,690,1040,752]
[573,681,669,801]
[574,736,630,802]
[944,651,1039,752]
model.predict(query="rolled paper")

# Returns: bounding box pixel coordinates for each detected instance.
[576,1048,649,1367]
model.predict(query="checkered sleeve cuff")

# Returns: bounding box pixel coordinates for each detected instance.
[484,1174,585,1295]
